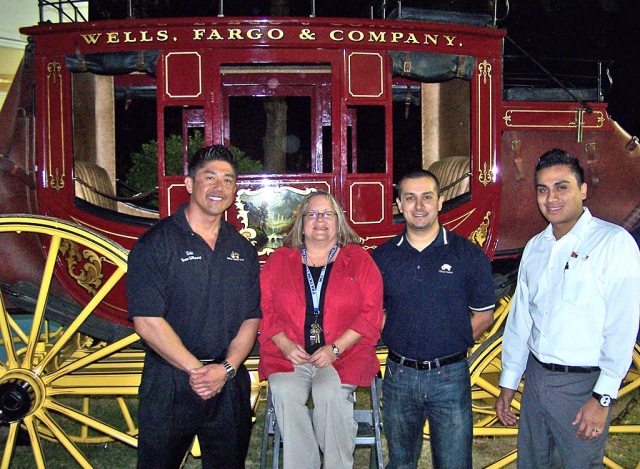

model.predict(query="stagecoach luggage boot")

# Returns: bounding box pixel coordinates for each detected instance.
[388,349,467,370]
[532,354,600,373]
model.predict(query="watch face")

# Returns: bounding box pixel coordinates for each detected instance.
[600,395,612,407]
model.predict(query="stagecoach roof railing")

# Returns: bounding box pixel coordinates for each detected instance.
[38,0,88,23]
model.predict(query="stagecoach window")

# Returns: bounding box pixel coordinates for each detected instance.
[347,106,386,174]
[221,64,331,175]
[71,70,161,216]
[163,106,205,177]
[391,78,472,208]
[228,96,312,174]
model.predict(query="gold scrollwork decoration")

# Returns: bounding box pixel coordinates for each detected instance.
[468,211,492,247]
[478,60,492,85]
[46,59,65,192]
[59,239,106,295]
[478,162,492,186]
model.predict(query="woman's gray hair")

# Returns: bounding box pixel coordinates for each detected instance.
[282,190,361,249]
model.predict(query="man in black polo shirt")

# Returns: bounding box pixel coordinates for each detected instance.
[372,169,495,469]
[127,145,261,469]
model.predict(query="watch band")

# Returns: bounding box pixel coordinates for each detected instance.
[331,343,340,358]
[592,391,613,407]
[222,360,236,381]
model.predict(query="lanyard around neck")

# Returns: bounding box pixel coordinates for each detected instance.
[302,244,338,314]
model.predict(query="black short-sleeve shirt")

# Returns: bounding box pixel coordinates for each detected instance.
[371,226,495,360]
[126,204,261,361]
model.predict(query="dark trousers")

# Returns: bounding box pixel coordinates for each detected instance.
[137,354,252,469]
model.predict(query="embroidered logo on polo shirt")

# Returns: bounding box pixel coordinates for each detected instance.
[439,263,453,274]
[227,251,245,261]
[181,250,203,263]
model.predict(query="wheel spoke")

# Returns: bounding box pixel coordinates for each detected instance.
[22,235,61,369]
[33,266,127,376]
[43,331,139,383]
[24,416,47,469]
[45,399,138,446]
[0,294,18,369]
[0,423,18,469]
[35,409,94,469]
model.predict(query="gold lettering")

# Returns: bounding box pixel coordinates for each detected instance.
[228,29,243,40]
[106,32,119,44]
[247,28,263,40]
[368,31,386,42]
[157,30,169,42]
[80,33,102,45]
[404,33,419,44]
[267,28,284,40]
[424,34,438,45]
[330,30,344,41]
[123,31,137,43]
[193,29,205,40]
[443,35,456,46]
[207,29,224,40]
[348,30,364,42]
[391,32,403,43]
[140,31,153,42]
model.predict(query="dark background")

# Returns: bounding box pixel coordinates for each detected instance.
[90,0,640,137]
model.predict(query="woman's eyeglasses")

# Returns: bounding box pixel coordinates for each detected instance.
[304,211,337,220]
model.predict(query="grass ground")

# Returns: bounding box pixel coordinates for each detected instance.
[1,388,638,468]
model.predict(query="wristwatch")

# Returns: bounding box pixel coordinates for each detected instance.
[592,392,613,407]
[330,343,340,359]
[221,360,236,381]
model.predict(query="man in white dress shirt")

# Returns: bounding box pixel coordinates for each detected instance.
[496,148,640,468]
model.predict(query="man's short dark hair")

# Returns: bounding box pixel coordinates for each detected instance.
[397,169,441,198]
[188,145,238,179]
[534,148,584,186]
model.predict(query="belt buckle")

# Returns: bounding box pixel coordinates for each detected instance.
[419,359,433,370]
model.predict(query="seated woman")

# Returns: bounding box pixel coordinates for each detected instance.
[258,190,383,469]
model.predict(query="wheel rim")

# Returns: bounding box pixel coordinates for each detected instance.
[0,215,141,469]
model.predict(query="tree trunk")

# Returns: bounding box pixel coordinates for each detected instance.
[263,98,288,173]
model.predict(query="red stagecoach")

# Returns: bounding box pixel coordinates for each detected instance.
[1,2,639,467]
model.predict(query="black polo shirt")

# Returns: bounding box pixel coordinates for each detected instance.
[127,204,261,361]
[372,226,495,361]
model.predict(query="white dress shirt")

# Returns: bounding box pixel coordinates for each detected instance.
[500,208,640,397]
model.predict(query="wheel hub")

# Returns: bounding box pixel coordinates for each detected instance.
[0,370,45,423]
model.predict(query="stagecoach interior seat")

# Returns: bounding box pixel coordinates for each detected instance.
[428,156,471,201]
[74,160,158,219]
[260,374,384,469]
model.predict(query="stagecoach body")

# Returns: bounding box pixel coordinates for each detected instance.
[1,6,640,468]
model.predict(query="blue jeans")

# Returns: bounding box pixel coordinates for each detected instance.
[383,358,472,469]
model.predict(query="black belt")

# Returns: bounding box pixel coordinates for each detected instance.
[200,358,224,365]
[388,350,467,370]
[533,354,600,373]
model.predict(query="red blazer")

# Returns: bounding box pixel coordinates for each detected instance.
[258,244,383,387]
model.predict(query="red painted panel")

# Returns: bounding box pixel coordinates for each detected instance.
[348,52,384,99]
[165,52,202,98]
[349,181,384,223]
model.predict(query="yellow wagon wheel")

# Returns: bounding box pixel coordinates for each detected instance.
[468,331,640,469]
[0,215,141,469]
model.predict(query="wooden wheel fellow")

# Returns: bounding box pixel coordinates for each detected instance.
[0,215,141,469]
[468,326,640,469]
